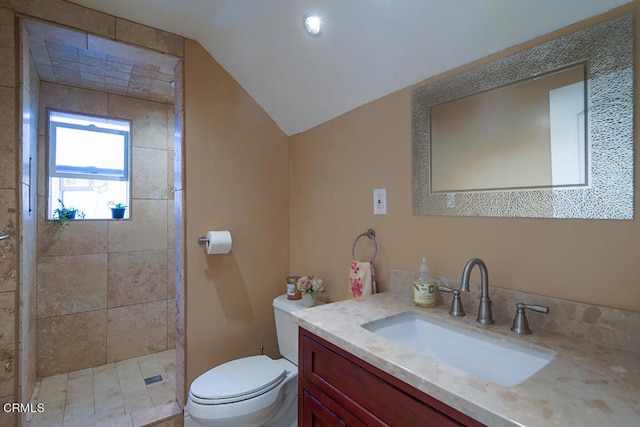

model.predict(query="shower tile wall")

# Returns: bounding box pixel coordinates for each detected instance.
[36,82,176,377]
[0,8,18,427]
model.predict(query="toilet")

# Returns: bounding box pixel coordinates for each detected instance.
[186,294,315,427]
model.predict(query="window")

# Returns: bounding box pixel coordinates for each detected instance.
[48,110,131,220]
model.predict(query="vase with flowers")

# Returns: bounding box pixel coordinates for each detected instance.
[296,275,325,307]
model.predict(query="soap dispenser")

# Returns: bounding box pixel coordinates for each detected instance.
[413,258,436,308]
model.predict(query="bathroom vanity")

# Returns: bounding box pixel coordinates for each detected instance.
[292,289,640,426]
[299,328,483,426]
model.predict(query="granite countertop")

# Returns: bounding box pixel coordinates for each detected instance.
[291,292,640,427]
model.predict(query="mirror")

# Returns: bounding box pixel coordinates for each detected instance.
[431,63,587,192]
[412,14,633,219]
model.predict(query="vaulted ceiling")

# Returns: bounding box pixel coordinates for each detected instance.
[69,0,631,135]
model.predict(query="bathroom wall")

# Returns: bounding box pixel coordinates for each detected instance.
[0,7,19,427]
[289,2,640,313]
[183,39,290,389]
[35,82,176,377]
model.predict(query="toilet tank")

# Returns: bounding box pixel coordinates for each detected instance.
[273,295,319,365]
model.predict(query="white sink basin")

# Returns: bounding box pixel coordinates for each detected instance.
[362,312,555,386]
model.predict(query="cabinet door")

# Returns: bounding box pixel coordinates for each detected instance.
[302,388,366,427]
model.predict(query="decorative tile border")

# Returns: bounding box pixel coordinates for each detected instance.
[391,269,640,354]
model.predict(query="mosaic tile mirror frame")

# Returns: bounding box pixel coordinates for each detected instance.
[412,14,634,219]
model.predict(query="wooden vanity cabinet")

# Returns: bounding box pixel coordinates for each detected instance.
[299,328,485,427]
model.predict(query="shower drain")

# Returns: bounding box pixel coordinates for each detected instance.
[144,375,163,385]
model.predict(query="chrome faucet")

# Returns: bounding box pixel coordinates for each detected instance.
[460,258,494,325]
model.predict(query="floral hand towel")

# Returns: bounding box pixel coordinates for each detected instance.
[348,260,376,298]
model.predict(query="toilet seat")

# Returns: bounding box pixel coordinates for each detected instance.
[189,355,287,405]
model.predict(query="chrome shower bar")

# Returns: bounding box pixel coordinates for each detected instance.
[0,234,9,241]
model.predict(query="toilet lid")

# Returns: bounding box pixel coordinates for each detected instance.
[190,355,287,403]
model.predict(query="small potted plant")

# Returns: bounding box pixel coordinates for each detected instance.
[53,199,84,232]
[108,201,127,219]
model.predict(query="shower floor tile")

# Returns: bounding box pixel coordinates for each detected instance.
[28,349,176,427]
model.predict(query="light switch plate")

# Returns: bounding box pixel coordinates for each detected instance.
[374,188,387,215]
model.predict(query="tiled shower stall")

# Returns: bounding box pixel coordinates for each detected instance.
[35,82,177,377]
[0,7,185,425]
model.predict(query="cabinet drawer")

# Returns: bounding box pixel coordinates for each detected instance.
[300,329,484,427]
[302,385,367,427]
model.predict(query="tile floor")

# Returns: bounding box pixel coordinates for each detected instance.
[28,349,176,427]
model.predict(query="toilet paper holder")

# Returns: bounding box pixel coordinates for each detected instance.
[197,230,233,254]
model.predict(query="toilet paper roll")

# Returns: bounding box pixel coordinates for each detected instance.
[206,230,232,254]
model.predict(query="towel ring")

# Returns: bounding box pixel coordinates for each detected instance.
[352,228,377,263]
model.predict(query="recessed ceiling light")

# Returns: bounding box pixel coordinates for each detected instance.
[303,15,322,37]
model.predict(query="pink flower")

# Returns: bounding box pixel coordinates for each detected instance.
[351,261,360,274]
[296,276,311,293]
[296,274,324,295]
[351,277,363,297]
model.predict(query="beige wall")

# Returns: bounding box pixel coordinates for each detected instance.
[289,3,640,313]
[35,82,176,377]
[183,39,290,388]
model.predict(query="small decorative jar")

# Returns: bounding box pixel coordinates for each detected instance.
[286,276,301,300]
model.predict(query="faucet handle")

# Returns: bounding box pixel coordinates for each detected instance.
[511,302,549,335]
[518,303,549,314]
[439,285,465,317]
